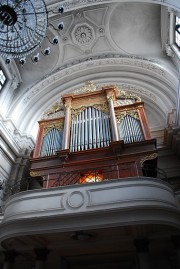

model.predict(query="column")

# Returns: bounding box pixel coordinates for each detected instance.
[62,97,72,149]
[134,238,150,269]
[171,235,180,266]
[34,248,49,269]
[106,90,119,141]
[3,250,16,269]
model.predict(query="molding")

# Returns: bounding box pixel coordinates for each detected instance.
[0,177,179,247]
[22,56,166,105]
[0,58,22,116]
[47,0,180,14]
[0,113,34,154]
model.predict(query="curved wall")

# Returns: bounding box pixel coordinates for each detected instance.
[1,177,179,245]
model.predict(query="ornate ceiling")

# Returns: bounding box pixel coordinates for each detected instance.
[0,1,179,144]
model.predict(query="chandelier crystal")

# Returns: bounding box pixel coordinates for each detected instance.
[0,0,48,59]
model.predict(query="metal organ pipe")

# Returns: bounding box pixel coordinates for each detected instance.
[70,118,75,152]
[74,114,78,152]
[85,108,88,150]
[70,107,111,152]
[41,128,63,156]
[78,113,81,151]
[96,109,100,148]
[92,107,96,149]
[119,115,144,144]
[88,107,92,149]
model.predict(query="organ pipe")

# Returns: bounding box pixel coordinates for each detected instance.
[41,128,63,156]
[70,107,111,152]
[119,115,144,144]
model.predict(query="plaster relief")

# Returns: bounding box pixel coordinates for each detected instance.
[67,191,85,208]
[72,23,95,46]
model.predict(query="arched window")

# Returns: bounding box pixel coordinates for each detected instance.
[0,69,6,92]
[70,107,111,152]
[119,115,144,144]
[40,128,63,157]
[175,16,180,49]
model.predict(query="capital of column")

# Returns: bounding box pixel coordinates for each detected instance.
[63,97,72,110]
[134,238,149,253]
[104,87,117,102]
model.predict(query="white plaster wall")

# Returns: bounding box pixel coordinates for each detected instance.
[1,177,179,243]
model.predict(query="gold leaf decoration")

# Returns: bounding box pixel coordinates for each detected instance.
[140,153,158,167]
[116,110,140,122]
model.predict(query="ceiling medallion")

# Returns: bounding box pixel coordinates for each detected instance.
[73,24,94,46]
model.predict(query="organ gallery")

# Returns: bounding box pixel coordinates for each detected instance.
[30,82,157,188]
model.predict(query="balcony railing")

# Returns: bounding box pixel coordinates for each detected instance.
[0,163,167,204]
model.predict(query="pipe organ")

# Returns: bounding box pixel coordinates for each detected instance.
[31,82,157,187]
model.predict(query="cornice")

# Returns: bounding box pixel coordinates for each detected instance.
[22,55,167,105]
[0,114,34,154]
[47,0,180,14]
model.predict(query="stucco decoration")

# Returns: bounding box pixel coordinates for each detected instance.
[41,100,65,120]
[73,81,97,94]
[22,55,165,104]
[72,23,95,46]
[67,191,85,208]
[116,83,157,102]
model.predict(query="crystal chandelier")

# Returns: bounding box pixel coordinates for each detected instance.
[0,0,64,64]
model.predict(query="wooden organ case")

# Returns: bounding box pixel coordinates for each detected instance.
[30,83,157,188]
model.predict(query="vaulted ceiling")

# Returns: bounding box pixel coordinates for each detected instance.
[0,1,179,143]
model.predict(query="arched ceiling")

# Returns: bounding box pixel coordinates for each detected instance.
[0,1,179,141]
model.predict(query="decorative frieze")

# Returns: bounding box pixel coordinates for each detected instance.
[22,55,163,104]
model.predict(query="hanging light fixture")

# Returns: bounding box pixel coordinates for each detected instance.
[0,0,48,59]
[0,0,64,64]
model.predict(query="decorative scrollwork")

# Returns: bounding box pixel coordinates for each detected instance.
[92,103,108,113]
[116,88,141,103]
[73,81,97,95]
[116,110,140,123]
[43,121,64,137]
[71,102,109,119]
[140,153,158,167]
[41,100,65,120]
[71,106,87,119]
[30,171,43,177]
